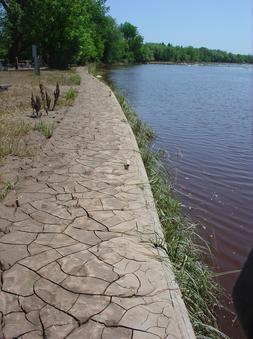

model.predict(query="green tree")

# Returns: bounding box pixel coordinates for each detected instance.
[120,22,145,62]
[120,21,138,41]
[0,6,8,58]
[145,42,253,64]
[102,16,125,63]
[0,0,25,62]
[1,0,252,67]
[0,0,110,67]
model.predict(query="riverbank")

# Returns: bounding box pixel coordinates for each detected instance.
[0,67,195,338]
[90,65,229,338]
[103,62,253,338]
[113,91,224,339]
[147,61,252,66]
[88,61,252,73]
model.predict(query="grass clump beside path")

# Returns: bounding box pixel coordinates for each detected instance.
[115,91,227,339]
[0,117,32,159]
[65,88,78,106]
[0,180,16,201]
[34,121,54,139]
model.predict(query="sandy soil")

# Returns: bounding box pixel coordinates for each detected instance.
[0,69,79,191]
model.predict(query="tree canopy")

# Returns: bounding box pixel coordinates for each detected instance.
[0,0,147,67]
[0,0,252,67]
[145,43,253,64]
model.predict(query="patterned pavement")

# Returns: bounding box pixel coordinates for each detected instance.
[0,68,195,339]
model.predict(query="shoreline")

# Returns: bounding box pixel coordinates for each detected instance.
[92,61,253,70]
[147,61,252,66]
[0,67,196,338]
[91,66,227,338]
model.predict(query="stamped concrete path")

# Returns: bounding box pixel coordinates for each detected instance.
[0,68,195,339]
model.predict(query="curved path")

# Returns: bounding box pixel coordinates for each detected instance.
[0,68,195,339]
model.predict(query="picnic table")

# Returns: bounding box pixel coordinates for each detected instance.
[0,59,9,71]
[17,59,33,68]
[0,84,12,91]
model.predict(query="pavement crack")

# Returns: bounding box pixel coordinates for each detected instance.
[33,282,81,327]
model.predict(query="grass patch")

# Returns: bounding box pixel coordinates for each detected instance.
[88,63,100,76]
[65,88,77,106]
[38,69,81,86]
[0,117,32,159]
[34,121,54,139]
[0,180,16,201]
[114,90,227,339]
[0,68,81,117]
[68,73,81,85]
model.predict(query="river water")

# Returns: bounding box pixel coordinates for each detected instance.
[106,64,253,339]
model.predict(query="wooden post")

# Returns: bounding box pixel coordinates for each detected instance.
[32,45,40,75]
[15,57,18,70]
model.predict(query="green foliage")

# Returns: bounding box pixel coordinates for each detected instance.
[120,22,145,62]
[0,1,150,66]
[1,1,252,67]
[0,0,109,67]
[87,63,99,76]
[102,16,125,64]
[145,43,253,64]
[0,7,8,58]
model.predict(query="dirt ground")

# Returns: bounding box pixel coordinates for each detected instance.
[0,69,80,195]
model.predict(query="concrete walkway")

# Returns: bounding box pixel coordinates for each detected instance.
[0,68,195,339]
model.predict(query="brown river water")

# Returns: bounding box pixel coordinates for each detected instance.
[106,64,253,339]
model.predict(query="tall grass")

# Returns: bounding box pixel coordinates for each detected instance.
[88,63,99,76]
[68,73,81,85]
[115,91,228,339]
[65,88,77,106]
[41,69,81,86]
[0,117,32,159]
[34,121,54,139]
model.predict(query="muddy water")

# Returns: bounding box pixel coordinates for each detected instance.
[106,64,253,339]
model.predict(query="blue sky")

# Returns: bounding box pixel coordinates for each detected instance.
[106,0,253,55]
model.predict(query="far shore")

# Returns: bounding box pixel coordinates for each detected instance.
[147,61,252,66]
[97,61,253,70]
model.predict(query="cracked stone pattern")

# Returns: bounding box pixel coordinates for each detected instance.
[0,68,195,339]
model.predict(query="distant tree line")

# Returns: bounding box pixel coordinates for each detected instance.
[0,0,252,68]
[146,43,253,64]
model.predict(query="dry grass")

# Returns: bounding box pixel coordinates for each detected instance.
[0,180,16,201]
[0,68,80,116]
[39,69,81,86]
[0,116,32,159]
[65,88,78,106]
[34,121,54,139]
[0,68,80,161]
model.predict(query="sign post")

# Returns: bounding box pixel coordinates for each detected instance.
[32,45,40,75]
